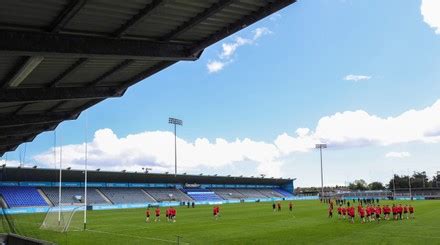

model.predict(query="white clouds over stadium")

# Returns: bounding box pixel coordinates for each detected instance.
[343,74,371,82]
[385,152,411,159]
[33,99,440,177]
[421,0,440,35]
[207,27,272,73]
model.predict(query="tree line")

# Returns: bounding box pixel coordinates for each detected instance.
[348,171,440,191]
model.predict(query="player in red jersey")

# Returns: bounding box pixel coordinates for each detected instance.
[375,205,382,222]
[398,204,403,220]
[165,207,170,222]
[277,202,281,212]
[358,205,366,223]
[213,205,218,219]
[391,204,397,220]
[348,206,355,223]
[366,205,372,222]
[383,205,389,220]
[289,202,293,212]
[409,205,415,219]
[328,205,333,218]
[145,208,151,223]
[154,207,161,222]
[341,206,347,219]
[403,205,409,219]
[337,205,342,219]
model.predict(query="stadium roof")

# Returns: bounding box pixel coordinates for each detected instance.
[0,0,296,157]
[0,167,295,185]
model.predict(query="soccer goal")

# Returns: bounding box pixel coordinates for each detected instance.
[40,206,84,232]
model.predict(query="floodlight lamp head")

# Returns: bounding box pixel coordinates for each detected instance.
[315,143,327,149]
[168,117,183,126]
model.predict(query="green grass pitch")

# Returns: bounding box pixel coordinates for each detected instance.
[3,200,440,244]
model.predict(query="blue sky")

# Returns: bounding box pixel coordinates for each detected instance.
[3,0,440,187]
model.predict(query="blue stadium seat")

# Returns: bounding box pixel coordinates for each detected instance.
[0,187,47,208]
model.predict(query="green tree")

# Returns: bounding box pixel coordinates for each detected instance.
[368,181,385,190]
[349,179,368,191]
[411,171,429,188]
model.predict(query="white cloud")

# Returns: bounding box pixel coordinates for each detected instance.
[295,128,310,137]
[385,152,411,158]
[207,60,226,73]
[32,99,440,178]
[253,27,272,40]
[220,37,252,59]
[269,13,282,22]
[0,159,21,167]
[207,27,272,73]
[421,0,440,34]
[344,74,372,82]
[34,129,284,177]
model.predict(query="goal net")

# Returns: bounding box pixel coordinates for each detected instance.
[40,206,84,232]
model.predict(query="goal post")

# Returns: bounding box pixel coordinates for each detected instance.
[40,206,84,232]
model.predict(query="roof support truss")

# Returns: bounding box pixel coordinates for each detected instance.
[0,124,58,137]
[161,0,234,41]
[0,113,78,128]
[0,135,36,147]
[0,87,125,103]
[48,0,88,32]
[0,30,198,60]
[113,0,164,37]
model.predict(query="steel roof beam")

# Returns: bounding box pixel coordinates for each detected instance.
[0,87,125,103]
[0,113,78,128]
[120,60,176,89]
[0,30,198,61]
[48,58,88,87]
[12,103,31,115]
[0,135,36,147]
[161,0,234,41]
[88,59,135,87]
[113,0,165,37]
[48,0,88,33]
[0,124,58,137]
[0,145,18,155]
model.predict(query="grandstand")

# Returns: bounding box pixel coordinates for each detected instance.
[100,188,156,204]
[0,167,295,213]
[42,187,108,205]
[144,188,192,202]
[182,189,223,202]
[210,188,246,200]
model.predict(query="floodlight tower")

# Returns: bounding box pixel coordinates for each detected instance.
[315,144,327,198]
[169,118,183,176]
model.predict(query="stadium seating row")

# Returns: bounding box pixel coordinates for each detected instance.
[0,187,294,207]
[0,187,48,207]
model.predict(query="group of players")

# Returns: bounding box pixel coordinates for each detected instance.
[272,202,294,212]
[328,200,415,223]
[145,207,177,223]
[145,205,222,223]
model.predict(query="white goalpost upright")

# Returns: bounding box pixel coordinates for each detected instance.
[58,134,62,226]
[83,112,88,230]
[41,132,83,233]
